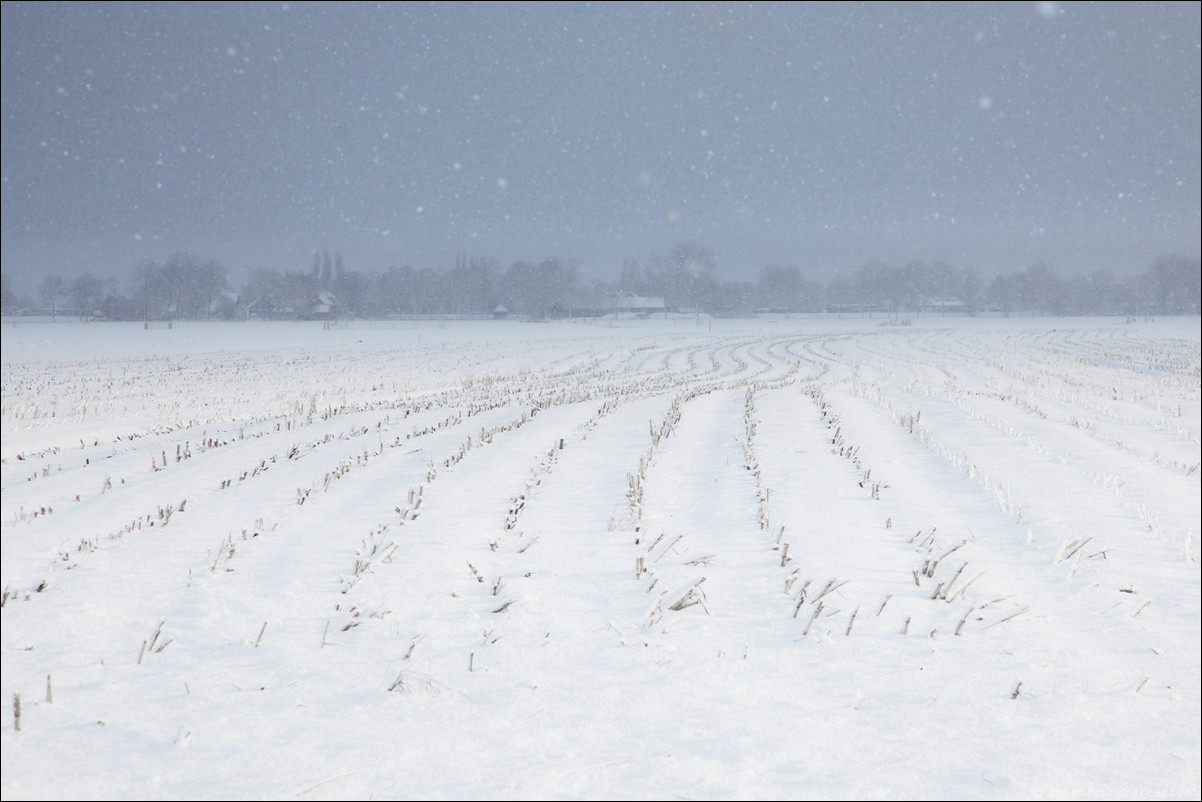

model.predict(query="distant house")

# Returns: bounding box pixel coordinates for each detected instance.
[207,290,239,319]
[825,302,887,315]
[493,304,509,319]
[311,290,341,320]
[615,291,666,317]
[922,296,966,315]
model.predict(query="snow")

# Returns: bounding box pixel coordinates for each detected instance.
[2,315,1199,800]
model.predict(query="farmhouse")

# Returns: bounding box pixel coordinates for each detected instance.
[615,291,666,317]
[310,289,341,320]
[922,296,966,315]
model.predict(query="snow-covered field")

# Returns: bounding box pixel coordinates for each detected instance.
[2,315,1199,800]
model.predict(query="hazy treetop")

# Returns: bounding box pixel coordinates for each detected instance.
[2,1,1198,283]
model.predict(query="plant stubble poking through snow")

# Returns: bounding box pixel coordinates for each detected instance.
[0,316,1199,800]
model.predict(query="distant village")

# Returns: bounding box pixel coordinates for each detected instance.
[4,244,1198,322]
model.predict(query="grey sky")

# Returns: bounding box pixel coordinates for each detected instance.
[2,1,1199,288]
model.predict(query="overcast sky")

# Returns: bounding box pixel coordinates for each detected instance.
[2,1,1199,288]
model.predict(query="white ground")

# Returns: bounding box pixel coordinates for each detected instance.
[2,315,1199,800]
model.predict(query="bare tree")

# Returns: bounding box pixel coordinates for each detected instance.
[505,258,578,319]
[650,242,716,312]
[1148,254,1200,315]
[852,261,898,316]
[243,268,283,319]
[759,265,804,313]
[448,253,499,315]
[39,274,66,320]
[1,274,17,315]
[71,273,105,320]
[131,259,163,322]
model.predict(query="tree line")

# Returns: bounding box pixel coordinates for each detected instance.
[2,244,1197,320]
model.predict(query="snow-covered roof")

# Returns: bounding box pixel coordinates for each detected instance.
[616,291,666,310]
